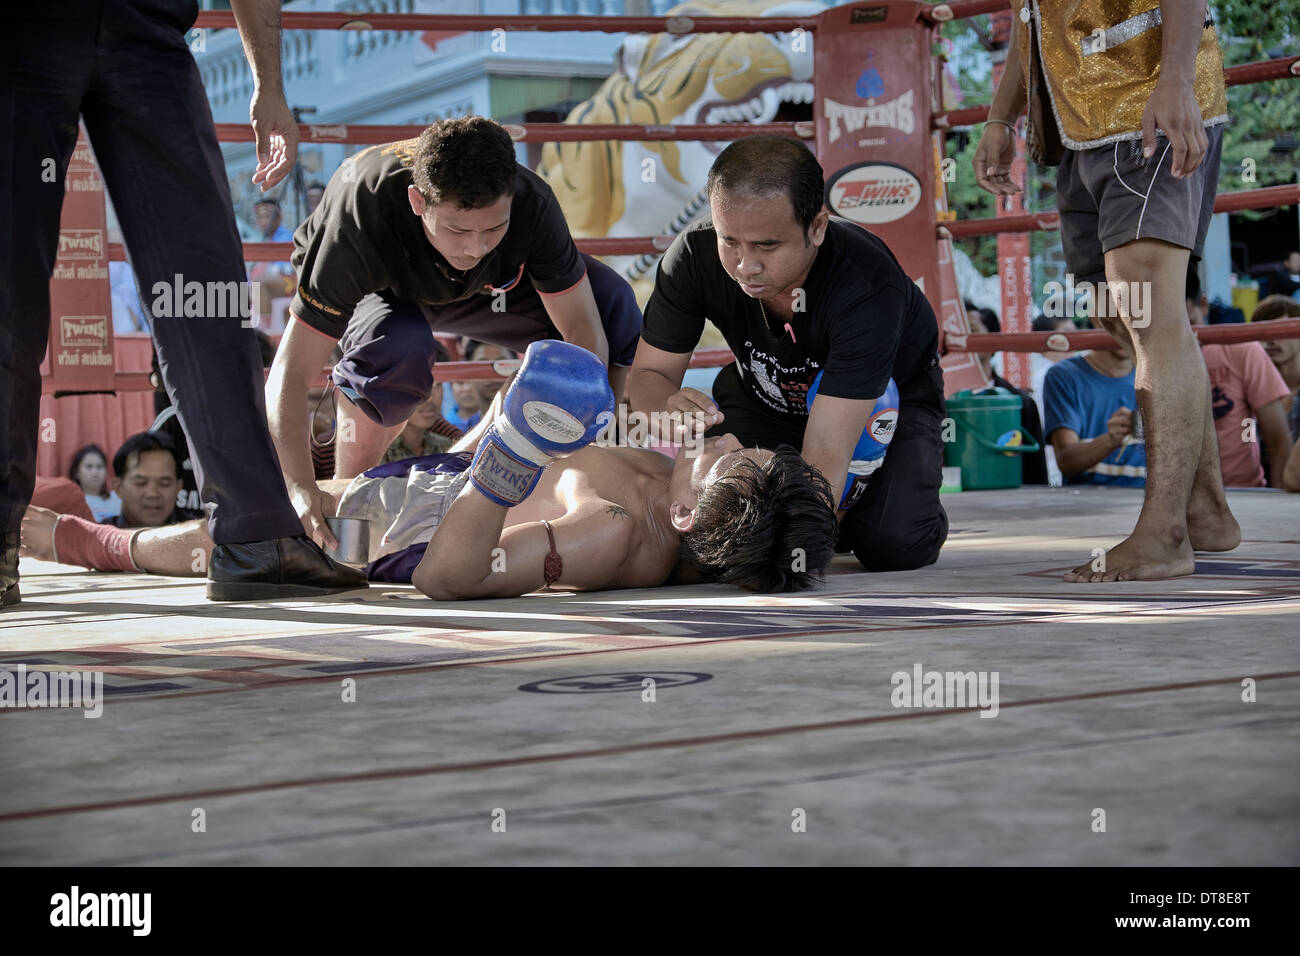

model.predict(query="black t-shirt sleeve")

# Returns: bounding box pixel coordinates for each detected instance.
[522,186,586,294]
[818,283,908,401]
[289,203,391,339]
[640,234,707,354]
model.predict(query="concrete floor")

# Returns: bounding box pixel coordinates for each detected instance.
[2,485,1297,865]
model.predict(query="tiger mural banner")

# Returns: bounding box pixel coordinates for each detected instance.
[538,0,984,394]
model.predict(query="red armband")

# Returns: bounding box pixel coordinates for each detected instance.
[52,516,141,572]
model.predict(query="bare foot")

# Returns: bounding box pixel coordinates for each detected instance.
[1064,533,1196,582]
[1187,503,1241,553]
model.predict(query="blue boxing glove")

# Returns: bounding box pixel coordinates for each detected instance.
[469,340,615,507]
[807,371,900,510]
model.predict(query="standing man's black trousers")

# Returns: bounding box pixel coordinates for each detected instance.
[708,359,949,572]
[2,1,302,543]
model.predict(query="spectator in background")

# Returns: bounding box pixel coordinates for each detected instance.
[1044,317,1146,487]
[305,181,326,215]
[309,388,337,482]
[249,197,296,331]
[149,332,278,512]
[446,339,515,431]
[1262,251,1300,299]
[964,301,995,376]
[68,444,121,522]
[309,342,467,478]
[1030,312,1077,409]
[1256,295,1300,442]
[1187,273,1292,488]
[20,432,201,572]
[382,384,464,463]
[101,432,203,529]
[964,304,1048,485]
[310,344,345,482]
[254,196,293,242]
[1030,314,1079,487]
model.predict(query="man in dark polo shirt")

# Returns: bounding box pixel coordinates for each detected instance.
[268,116,642,550]
[628,136,947,572]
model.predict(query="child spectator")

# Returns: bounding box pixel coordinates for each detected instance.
[382,384,464,463]
[1043,318,1147,487]
[68,444,121,522]
[445,339,516,431]
[1188,271,1292,488]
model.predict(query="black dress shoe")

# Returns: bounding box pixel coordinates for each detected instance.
[1,531,19,608]
[207,534,368,601]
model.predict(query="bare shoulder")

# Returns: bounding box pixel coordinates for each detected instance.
[560,497,677,590]
[566,442,674,474]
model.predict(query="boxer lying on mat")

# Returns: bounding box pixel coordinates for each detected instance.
[23,342,842,598]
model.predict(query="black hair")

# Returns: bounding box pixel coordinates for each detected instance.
[706,136,827,233]
[68,444,109,493]
[253,197,280,209]
[1032,313,1073,333]
[112,432,180,481]
[679,446,838,592]
[977,308,1000,335]
[412,116,517,209]
[461,338,515,361]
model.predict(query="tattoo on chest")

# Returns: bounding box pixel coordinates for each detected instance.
[605,504,630,519]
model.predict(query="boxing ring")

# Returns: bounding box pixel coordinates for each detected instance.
[8,1,1299,867]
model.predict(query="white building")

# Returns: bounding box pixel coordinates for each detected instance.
[193,0,653,230]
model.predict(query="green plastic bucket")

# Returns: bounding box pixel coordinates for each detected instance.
[945,388,1041,490]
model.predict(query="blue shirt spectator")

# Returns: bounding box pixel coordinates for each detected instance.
[1044,354,1147,487]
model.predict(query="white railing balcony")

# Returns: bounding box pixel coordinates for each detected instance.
[197,0,633,122]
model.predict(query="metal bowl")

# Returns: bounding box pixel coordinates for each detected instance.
[324,516,370,566]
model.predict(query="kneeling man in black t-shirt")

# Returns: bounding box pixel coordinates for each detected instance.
[268,116,643,550]
[628,136,948,571]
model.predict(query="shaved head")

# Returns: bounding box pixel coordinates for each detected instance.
[706,136,827,233]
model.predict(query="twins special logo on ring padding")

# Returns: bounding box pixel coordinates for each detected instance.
[826,161,922,226]
[518,672,713,694]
